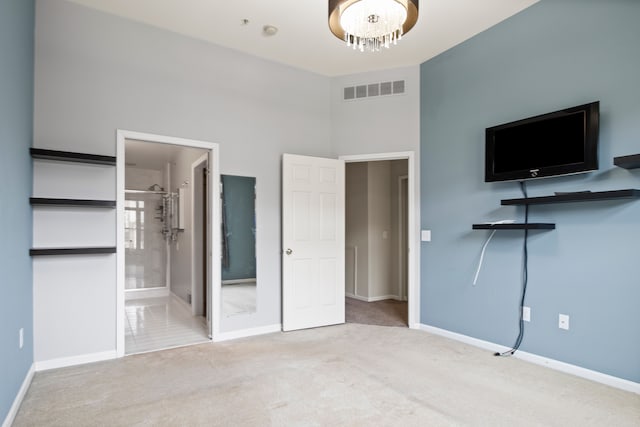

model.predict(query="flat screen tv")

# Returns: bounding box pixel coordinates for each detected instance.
[485,101,599,182]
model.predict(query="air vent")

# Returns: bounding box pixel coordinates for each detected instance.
[343,80,405,101]
[393,80,405,94]
[344,87,355,100]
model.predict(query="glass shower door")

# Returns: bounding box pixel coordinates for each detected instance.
[125,193,167,289]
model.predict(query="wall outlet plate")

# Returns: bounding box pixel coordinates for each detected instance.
[522,306,530,322]
[559,314,570,330]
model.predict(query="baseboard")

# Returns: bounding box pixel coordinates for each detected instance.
[419,324,640,395]
[170,292,191,312]
[125,287,170,300]
[2,363,34,427]
[222,278,256,285]
[35,350,118,372]
[346,293,403,302]
[213,324,281,342]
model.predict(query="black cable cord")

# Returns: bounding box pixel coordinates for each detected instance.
[495,181,529,357]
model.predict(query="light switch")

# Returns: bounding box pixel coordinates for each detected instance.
[421,230,431,242]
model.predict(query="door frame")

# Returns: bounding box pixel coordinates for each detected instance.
[116,130,221,357]
[191,153,209,321]
[339,151,420,328]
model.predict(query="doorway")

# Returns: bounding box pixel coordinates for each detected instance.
[340,152,417,328]
[280,151,418,331]
[116,131,221,357]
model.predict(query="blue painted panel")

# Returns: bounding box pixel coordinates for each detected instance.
[221,175,257,281]
[420,0,640,382]
[0,0,35,421]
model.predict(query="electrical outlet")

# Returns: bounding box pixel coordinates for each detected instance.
[522,306,530,322]
[19,328,24,349]
[559,314,570,330]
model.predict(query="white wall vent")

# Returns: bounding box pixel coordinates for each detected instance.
[343,80,406,101]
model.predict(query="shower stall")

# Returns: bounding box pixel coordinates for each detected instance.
[124,185,181,292]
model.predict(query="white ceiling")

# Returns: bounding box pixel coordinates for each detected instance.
[65,0,538,77]
[125,139,205,170]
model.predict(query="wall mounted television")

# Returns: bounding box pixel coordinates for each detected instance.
[485,101,599,182]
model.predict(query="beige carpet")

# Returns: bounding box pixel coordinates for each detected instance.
[14,324,640,426]
[346,297,408,327]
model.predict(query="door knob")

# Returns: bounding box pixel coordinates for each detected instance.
[285,248,293,255]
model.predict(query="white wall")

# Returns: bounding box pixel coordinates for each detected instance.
[345,163,369,298]
[33,0,332,362]
[367,161,392,298]
[389,159,408,298]
[330,67,420,157]
[125,167,162,191]
[169,148,207,304]
[32,161,116,363]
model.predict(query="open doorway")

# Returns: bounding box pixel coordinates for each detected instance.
[116,131,221,357]
[344,158,409,327]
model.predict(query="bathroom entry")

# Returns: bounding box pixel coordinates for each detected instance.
[123,139,211,355]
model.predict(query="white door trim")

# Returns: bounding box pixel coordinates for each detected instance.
[339,151,420,329]
[116,130,221,357]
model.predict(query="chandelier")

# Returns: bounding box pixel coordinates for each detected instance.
[329,0,419,52]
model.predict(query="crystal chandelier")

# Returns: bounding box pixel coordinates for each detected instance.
[329,0,419,52]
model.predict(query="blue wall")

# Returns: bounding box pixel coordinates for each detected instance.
[0,0,35,421]
[420,0,640,382]
[221,175,257,281]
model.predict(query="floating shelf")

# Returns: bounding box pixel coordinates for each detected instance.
[472,223,555,230]
[501,189,640,206]
[30,148,116,166]
[29,247,116,256]
[613,154,640,169]
[30,198,116,208]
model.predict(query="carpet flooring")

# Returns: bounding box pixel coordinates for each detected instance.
[345,297,408,327]
[13,324,639,426]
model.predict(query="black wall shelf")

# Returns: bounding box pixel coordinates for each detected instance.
[30,148,116,166]
[501,189,640,206]
[30,247,116,256]
[30,198,116,208]
[30,148,118,257]
[613,154,640,169]
[472,223,555,230]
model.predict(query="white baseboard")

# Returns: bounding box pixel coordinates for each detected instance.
[125,287,170,300]
[222,278,256,285]
[170,292,191,312]
[419,324,640,395]
[35,350,118,372]
[346,293,403,302]
[2,363,35,427]
[213,324,281,342]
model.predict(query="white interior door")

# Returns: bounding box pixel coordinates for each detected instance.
[282,154,345,331]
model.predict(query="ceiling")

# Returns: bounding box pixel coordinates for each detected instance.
[65,0,538,77]
[125,139,206,170]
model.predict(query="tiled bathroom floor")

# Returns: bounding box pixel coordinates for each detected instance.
[125,295,210,355]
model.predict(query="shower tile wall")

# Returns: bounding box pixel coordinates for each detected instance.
[125,167,169,290]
